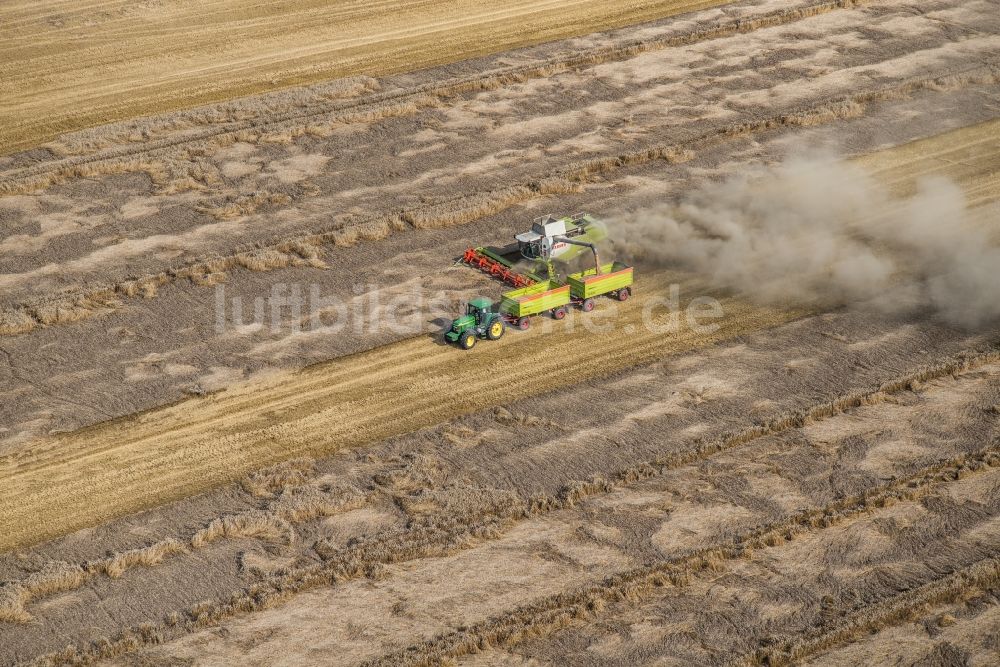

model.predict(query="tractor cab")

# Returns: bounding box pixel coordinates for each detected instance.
[445,296,506,349]
[466,297,494,323]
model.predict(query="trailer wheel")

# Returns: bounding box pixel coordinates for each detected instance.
[581,298,595,312]
[552,307,567,320]
[617,287,631,302]
[459,331,477,350]
[517,316,531,331]
[487,319,506,340]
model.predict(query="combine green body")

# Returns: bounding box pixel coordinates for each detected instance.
[558,214,607,261]
[500,281,571,318]
[566,262,633,299]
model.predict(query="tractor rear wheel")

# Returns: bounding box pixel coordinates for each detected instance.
[517,316,531,331]
[487,319,506,340]
[552,307,567,320]
[581,298,595,312]
[617,287,631,302]
[459,331,477,350]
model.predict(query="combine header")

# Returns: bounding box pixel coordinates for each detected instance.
[460,247,538,288]
[447,213,633,346]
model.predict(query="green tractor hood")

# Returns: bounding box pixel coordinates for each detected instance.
[445,314,476,342]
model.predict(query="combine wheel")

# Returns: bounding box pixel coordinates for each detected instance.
[517,316,531,331]
[552,307,567,320]
[581,298,595,312]
[487,319,506,340]
[617,287,631,302]
[459,331,477,350]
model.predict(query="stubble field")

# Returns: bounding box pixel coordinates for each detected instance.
[0,0,731,154]
[1,0,999,665]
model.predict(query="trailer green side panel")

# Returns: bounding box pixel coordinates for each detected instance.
[567,262,633,299]
[500,281,571,317]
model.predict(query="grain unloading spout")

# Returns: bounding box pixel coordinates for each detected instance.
[551,236,602,275]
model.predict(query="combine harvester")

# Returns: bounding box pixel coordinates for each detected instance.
[446,214,633,349]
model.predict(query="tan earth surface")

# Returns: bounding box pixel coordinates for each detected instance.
[1,0,999,665]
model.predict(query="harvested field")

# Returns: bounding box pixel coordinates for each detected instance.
[0,0,734,155]
[1,0,999,665]
[0,271,798,552]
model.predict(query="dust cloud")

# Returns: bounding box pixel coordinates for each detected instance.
[610,155,1000,328]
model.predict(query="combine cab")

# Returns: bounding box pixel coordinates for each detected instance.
[444,297,506,349]
[514,213,607,265]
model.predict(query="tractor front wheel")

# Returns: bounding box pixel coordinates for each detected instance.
[459,331,477,350]
[581,298,595,312]
[552,307,567,320]
[517,316,531,331]
[487,319,506,340]
[617,287,631,302]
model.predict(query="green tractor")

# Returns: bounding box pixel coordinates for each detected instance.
[445,297,506,350]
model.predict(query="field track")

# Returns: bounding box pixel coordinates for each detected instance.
[0,274,795,553]
[0,0,732,154]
